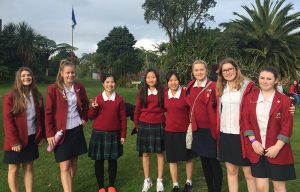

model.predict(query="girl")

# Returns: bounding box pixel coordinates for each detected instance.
[88,74,126,192]
[185,60,223,192]
[216,58,257,192]
[164,71,195,192]
[134,69,165,192]
[289,80,300,107]
[242,66,296,192]
[3,67,44,192]
[45,60,89,192]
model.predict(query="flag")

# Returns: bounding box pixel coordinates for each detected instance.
[72,7,77,29]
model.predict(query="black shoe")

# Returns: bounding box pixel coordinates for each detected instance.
[172,186,180,192]
[182,183,192,192]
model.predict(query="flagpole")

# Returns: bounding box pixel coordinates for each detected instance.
[71,25,74,63]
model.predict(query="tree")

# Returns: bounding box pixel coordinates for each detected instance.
[143,0,216,47]
[227,0,300,78]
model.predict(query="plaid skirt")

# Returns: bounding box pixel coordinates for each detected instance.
[88,129,123,160]
[136,121,165,156]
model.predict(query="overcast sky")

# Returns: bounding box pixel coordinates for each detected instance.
[1,0,299,57]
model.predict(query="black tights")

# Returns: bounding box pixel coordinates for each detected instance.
[95,159,117,188]
[200,157,223,192]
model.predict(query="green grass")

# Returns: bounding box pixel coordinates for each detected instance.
[0,79,299,191]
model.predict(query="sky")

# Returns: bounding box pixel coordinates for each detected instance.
[0,0,299,57]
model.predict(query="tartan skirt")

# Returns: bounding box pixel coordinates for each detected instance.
[88,129,123,160]
[136,121,165,156]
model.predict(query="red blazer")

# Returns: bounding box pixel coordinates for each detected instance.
[185,79,217,139]
[242,90,294,165]
[3,92,45,151]
[45,82,89,143]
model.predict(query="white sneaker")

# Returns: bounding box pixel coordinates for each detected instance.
[156,178,164,192]
[142,178,153,192]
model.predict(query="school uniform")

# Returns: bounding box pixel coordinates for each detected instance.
[88,91,127,160]
[217,80,256,166]
[242,90,296,181]
[45,82,89,163]
[3,92,44,164]
[134,88,165,155]
[164,86,196,163]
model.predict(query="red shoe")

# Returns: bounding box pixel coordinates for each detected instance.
[98,188,106,192]
[108,186,117,192]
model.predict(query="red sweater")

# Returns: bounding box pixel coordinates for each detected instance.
[88,93,127,138]
[134,94,165,128]
[164,88,190,132]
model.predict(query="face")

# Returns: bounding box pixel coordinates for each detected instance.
[168,74,180,92]
[192,63,207,81]
[293,80,297,85]
[103,76,115,92]
[221,63,237,82]
[61,66,75,84]
[259,71,277,91]
[146,71,157,88]
[20,70,32,86]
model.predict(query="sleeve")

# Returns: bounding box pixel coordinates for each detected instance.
[277,98,293,143]
[133,95,142,129]
[242,95,255,138]
[80,85,89,122]
[45,86,56,138]
[207,89,217,139]
[3,94,21,146]
[87,96,100,120]
[39,97,46,139]
[119,98,127,138]
[289,85,296,95]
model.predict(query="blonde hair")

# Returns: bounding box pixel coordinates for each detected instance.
[192,60,208,70]
[56,60,75,89]
[216,58,246,97]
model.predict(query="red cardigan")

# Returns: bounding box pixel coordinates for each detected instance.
[3,92,45,151]
[88,93,127,138]
[45,82,89,143]
[242,90,294,165]
[185,79,217,139]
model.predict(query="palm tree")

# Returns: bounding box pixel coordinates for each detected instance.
[228,0,300,78]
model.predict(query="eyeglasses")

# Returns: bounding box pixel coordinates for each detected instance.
[222,67,235,74]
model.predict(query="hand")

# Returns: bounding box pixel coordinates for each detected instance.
[47,137,56,148]
[81,119,87,126]
[289,104,295,116]
[91,98,98,108]
[251,141,264,155]
[11,144,21,152]
[38,139,44,146]
[120,138,125,145]
[265,145,281,158]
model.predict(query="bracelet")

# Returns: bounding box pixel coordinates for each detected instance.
[250,138,257,143]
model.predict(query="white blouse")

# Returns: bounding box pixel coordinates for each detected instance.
[26,92,36,135]
[65,85,82,129]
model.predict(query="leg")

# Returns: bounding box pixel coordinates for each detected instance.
[108,159,117,187]
[210,158,223,192]
[200,157,214,192]
[142,153,151,179]
[22,161,34,192]
[70,157,78,178]
[59,160,73,192]
[169,163,178,184]
[95,160,105,189]
[8,164,20,192]
[256,178,269,192]
[225,162,239,192]
[157,152,164,179]
[186,160,193,181]
[242,166,256,192]
[272,180,286,192]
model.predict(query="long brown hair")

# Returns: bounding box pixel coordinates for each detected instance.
[56,60,75,89]
[11,67,43,115]
[139,69,164,108]
[216,58,246,97]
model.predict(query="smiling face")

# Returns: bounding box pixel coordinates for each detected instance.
[61,65,75,85]
[146,71,157,88]
[192,63,207,81]
[103,76,115,92]
[20,70,32,86]
[221,63,237,82]
[259,71,277,92]
[168,74,180,92]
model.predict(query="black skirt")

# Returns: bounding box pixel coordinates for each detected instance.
[164,131,196,163]
[54,125,87,163]
[251,156,296,181]
[88,129,123,160]
[191,128,217,158]
[136,121,165,156]
[219,132,250,166]
[3,134,39,164]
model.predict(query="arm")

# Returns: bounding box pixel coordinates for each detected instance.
[87,96,100,120]
[133,96,142,129]
[119,98,127,140]
[80,85,89,123]
[45,86,56,139]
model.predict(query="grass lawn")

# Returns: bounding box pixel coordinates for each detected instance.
[0,79,299,191]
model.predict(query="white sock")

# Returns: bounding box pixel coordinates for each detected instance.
[157,178,163,182]
[173,182,179,187]
[145,178,151,182]
[186,179,192,185]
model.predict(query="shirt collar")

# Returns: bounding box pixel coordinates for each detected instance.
[102,91,116,101]
[148,88,158,96]
[168,86,182,99]
[64,85,74,94]
[257,90,275,103]
[193,77,208,88]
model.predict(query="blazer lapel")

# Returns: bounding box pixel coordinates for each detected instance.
[269,91,281,118]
